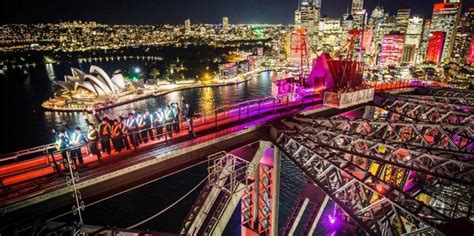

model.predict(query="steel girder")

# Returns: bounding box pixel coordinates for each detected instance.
[424,181,474,220]
[275,132,448,236]
[425,88,474,100]
[395,94,474,112]
[379,95,474,124]
[282,119,474,187]
[306,118,474,154]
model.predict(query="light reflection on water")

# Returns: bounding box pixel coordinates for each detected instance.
[40,71,274,146]
[45,63,56,81]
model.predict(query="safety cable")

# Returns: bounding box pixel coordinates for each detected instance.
[126,174,209,229]
[46,160,207,222]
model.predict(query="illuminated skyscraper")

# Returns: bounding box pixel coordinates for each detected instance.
[294,0,321,48]
[372,16,396,65]
[429,1,462,63]
[418,20,432,62]
[396,9,411,34]
[403,17,424,64]
[426,31,446,64]
[351,0,364,15]
[367,6,385,65]
[452,8,474,64]
[468,37,474,64]
[379,34,405,67]
[222,17,229,34]
[368,5,384,28]
[184,19,191,34]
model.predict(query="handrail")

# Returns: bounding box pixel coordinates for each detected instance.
[0,80,448,163]
[0,88,324,190]
[0,95,276,162]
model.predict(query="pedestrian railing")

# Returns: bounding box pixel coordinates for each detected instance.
[0,90,322,189]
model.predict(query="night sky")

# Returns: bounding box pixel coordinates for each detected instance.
[0,0,472,25]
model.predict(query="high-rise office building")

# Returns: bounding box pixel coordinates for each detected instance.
[222,17,229,34]
[379,34,405,67]
[318,17,343,52]
[429,1,462,63]
[368,5,384,29]
[372,16,396,65]
[426,31,446,64]
[294,0,321,48]
[351,0,364,15]
[403,17,424,64]
[452,8,474,64]
[396,9,411,34]
[468,37,474,64]
[418,20,432,62]
[184,19,191,34]
[352,10,367,30]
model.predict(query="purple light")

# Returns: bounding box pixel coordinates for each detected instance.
[328,215,336,224]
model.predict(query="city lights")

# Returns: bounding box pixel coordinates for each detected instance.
[0,0,473,235]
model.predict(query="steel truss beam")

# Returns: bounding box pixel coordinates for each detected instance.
[379,95,474,124]
[305,118,474,154]
[282,119,474,186]
[425,88,474,100]
[275,133,448,236]
[396,94,474,111]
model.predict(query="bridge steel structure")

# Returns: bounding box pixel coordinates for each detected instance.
[2,87,474,235]
[271,88,474,235]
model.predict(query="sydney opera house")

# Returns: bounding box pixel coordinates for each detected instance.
[56,65,126,96]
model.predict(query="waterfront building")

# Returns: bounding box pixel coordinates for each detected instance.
[396,9,411,34]
[237,60,250,74]
[294,0,320,48]
[218,62,237,79]
[56,66,126,97]
[185,19,191,34]
[452,8,474,64]
[223,17,229,34]
[430,1,462,63]
[378,34,405,67]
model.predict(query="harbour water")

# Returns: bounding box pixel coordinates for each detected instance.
[0,48,310,234]
[0,57,273,154]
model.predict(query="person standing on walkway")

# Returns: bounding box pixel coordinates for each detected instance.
[70,127,86,165]
[154,107,165,139]
[98,117,112,155]
[172,103,180,132]
[119,117,131,150]
[144,109,154,141]
[55,130,70,170]
[184,103,196,137]
[126,112,139,149]
[87,123,101,160]
[137,112,148,144]
[111,119,123,153]
[164,105,174,138]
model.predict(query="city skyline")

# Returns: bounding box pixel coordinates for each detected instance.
[0,0,470,25]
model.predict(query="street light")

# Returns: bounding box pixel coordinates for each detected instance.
[134,67,141,74]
